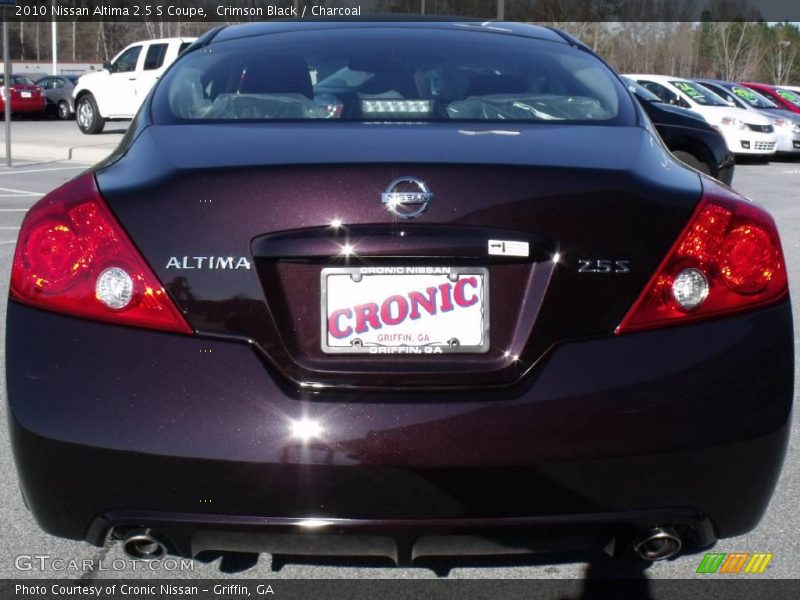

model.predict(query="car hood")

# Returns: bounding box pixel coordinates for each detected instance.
[700,106,772,125]
[758,108,800,124]
[74,71,107,92]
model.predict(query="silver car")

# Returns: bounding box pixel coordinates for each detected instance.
[696,79,800,155]
[35,75,79,120]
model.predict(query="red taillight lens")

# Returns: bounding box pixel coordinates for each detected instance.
[10,173,192,334]
[616,178,788,334]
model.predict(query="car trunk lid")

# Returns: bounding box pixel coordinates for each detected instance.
[96,123,701,389]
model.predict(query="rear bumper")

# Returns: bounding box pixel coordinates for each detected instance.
[4,99,46,113]
[6,300,793,557]
[86,507,720,562]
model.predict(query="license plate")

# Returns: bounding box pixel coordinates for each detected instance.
[20,92,31,98]
[321,266,489,354]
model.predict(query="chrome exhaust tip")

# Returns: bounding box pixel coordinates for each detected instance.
[121,528,168,561]
[633,526,682,561]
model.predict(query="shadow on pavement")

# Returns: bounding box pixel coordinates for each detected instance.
[195,548,655,597]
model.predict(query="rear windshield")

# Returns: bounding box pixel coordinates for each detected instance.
[729,85,778,109]
[669,81,728,106]
[153,28,630,124]
[0,76,35,85]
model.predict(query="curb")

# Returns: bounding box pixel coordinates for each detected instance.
[0,142,116,165]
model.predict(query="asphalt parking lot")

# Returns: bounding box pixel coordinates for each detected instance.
[0,144,798,584]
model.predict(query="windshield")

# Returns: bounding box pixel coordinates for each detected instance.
[669,81,729,106]
[729,85,779,109]
[620,76,662,103]
[154,28,629,124]
[0,76,35,85]
[776,88,800,108]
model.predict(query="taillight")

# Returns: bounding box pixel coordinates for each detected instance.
[10,173,192,334]
[616,178,788,334]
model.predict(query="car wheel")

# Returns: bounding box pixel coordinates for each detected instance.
[76,95,105,134]
[672,150,712,176]
[57,101,71,120]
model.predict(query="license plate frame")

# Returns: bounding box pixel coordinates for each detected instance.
[320,266,490,355]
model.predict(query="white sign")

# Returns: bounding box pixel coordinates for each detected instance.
[321,267,489,354]
[488,239,529,257]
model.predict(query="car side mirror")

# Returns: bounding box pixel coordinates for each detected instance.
[102,62,113,72]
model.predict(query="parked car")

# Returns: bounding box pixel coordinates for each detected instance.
[740,82,800,115]
[621,77,734,184]
[35,75,79,119]
[73,37,196,134]
[625,74,777,157]
[695,79,800,155]
[0,74,46,117]
[9,22,792,566]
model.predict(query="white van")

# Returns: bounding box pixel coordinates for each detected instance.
[625,74,778,157]
[73,37,196,134]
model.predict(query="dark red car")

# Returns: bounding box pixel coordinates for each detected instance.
[740,81,800,114]
[0,74,46,116]
[7,22,793,567]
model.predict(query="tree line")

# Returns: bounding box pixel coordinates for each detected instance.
[4,18,798,85]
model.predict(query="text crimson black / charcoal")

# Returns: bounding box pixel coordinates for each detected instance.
[217,5,362,16]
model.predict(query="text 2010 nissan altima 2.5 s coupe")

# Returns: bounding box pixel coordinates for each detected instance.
[7,21,793,566]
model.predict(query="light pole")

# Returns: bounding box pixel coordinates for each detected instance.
[51,4,58,76]
[3,7,10,166]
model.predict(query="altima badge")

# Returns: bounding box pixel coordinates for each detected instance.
[166,256,251,270]
[381,177,433,218]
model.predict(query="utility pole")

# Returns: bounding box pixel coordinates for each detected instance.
[51,2,58,76]
[497,0,505,20]
[3,8,11,166]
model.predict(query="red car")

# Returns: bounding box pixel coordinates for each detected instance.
[0,75,46,117]
[740,81,800,114]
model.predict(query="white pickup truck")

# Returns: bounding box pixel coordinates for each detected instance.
[73,37,196,134]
